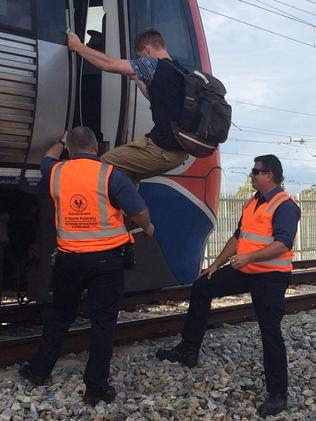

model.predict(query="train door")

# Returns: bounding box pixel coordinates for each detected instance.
[79,0,131,153]
[123,0,221,290]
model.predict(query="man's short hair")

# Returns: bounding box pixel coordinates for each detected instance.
[135,27,166,52]
[67,127,97,153]
[254,154,284,184]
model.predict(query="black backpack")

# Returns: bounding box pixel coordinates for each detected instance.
[166,60,232,158]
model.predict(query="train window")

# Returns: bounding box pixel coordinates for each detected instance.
[84,6,104,46]
[36,0,66,45]
[128,0,200,70]
[0,0,34,33]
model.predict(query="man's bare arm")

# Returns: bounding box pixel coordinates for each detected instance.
[68,32,135,76]
[130,208,154,238]
[44,132,67,159]
[134,78,149,99]
[201,236,237,279]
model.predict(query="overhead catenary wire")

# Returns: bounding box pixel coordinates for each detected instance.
[228,99,316,117]
[235,125,316,138]
[222,151,316,162]
[231,125,316,139]
[229,137,299,145]
[230,129,316,143]
[228,137,316,149]
[239,0,316,27]
[199,6,316,48]
[231,127,291,139]
[255,0,316,24]
[268,0,316,17]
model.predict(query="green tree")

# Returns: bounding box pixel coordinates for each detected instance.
[236,177,254,196]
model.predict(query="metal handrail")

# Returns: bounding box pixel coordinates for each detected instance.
[65,0,76,131]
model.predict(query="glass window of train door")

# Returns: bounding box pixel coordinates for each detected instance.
[0,0,35,34]
[128,0,200,70]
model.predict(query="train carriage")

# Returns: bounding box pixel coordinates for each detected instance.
[0,0,221,302]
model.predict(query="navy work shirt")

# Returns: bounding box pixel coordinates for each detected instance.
[234,186,300,249]
[40,154,146,217]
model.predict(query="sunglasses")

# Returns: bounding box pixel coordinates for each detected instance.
[251,168,268,176]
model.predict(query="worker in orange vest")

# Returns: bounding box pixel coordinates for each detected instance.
[157,154,300,418]
[19,127,154,406]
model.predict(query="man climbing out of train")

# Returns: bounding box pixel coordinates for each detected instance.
[19,127,154,406]
[68,28,188,184]
[156,155,301,418]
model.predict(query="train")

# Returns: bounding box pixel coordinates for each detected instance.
[0,0,221,303]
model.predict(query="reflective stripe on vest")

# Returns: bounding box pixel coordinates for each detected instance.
[52,161,65,234]
[255,258,292,267]
[52,162,127,240]
[239,231,274,244]
[266,192,288,213]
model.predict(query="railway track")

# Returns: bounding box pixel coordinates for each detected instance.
[0,267,316,366]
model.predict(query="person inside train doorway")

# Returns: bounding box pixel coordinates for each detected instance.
[157,155,301,418]
[19,127,154,406]
[68,28,187,184]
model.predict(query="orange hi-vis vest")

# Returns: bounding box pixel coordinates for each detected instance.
[237,191,294,274]
[50,159,129,253]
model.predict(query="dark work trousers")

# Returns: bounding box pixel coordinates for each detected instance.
[29,248,125,393]
[182,264,291,397]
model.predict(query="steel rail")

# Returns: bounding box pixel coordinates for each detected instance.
[1,267,316,324]
[0,292,315,366]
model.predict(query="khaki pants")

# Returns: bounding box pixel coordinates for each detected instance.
[100,137,188,184]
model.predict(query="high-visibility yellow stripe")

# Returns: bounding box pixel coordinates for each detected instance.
[240,231,274,244]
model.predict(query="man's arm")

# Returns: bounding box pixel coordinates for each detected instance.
[40,132,67,180]
[108,169,154,238]
[44,131,67,159]
[133,77,149,100]
[68,32,135,75]
[130,208,154,238]
[201,236,238,279]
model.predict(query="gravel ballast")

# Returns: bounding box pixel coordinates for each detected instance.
[0,308,315,420]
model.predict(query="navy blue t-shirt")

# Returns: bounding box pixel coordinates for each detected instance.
[40,154,146,217]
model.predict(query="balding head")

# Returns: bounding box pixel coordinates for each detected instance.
[66,127,98,156]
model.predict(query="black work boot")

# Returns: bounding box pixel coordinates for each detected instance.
[19,364,47,386]
[83,385,116,406]
[156,341,199,368]
[257,394,287,417]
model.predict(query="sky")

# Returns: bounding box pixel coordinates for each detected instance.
[198,0,316,194]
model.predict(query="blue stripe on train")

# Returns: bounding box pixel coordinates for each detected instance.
[139,182,213,284]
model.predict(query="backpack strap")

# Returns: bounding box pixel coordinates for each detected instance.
[162,58,188,77]
[164,59,210,85]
